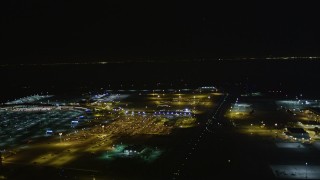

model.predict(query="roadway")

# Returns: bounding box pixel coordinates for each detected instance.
[174,94,280,179]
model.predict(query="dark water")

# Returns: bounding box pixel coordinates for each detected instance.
[1,60,320,102]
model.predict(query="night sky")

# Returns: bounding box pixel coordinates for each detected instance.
[2,1,320,63]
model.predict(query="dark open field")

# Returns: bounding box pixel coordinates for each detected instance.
[1,60,320,102]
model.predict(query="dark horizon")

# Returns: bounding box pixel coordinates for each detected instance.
[2,1,320,63]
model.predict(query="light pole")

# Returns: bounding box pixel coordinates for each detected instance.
[306,162,308,179]
[102,125,105,133]
[59,132,62,143]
